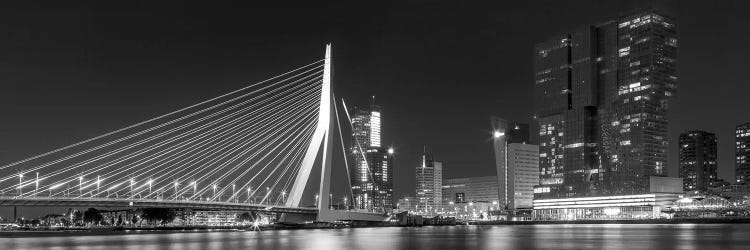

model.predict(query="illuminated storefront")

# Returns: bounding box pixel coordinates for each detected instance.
[533,193,680,220]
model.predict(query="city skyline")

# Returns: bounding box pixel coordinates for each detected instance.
[2,1,750,249]
[0,1,749,201]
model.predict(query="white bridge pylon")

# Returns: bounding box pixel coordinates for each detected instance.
[286,45,385,223]
[285,44,334,214]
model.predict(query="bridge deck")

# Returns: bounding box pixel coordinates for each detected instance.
[0,196,317,214]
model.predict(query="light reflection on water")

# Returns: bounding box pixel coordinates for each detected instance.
[3,224,750,250]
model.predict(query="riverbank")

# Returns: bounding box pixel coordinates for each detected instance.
[0,222,393,237]
[468,217,750,225]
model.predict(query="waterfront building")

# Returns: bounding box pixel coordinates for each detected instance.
[442,176,499,205]
[736,123,750,184]
[491,117,534,208]
[708,184,750,201]
[416,150,442,215]
[349,103,393,212]
[533,10,677,199]
[442,176,501,219]
[679,130,718,191]
[506,143,540,209]
[193,211,239,225]
[533,176,683,220]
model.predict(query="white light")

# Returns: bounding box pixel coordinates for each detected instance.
[493,131,505,138]
[603,207,621,216]
[677,198,693,203]
[387,148,394,154]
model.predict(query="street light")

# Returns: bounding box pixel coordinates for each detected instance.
[493,130,505,138]
[35,172,39,197]
[232,184,236,202]
[18,173,24,196]
[148,179,154,198]
[387,147,394,154]
[213,184,217,199]
[79,176,84,196]
[96,175,101,198]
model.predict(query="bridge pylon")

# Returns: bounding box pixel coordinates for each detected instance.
[284,44,335,222]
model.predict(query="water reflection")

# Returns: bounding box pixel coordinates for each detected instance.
[3,224,750,250]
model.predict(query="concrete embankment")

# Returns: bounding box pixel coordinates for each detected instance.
[468,218,750,225]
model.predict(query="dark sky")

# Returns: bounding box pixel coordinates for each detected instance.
[1,0,749,205]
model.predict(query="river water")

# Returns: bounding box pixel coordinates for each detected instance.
[2,224,750,249]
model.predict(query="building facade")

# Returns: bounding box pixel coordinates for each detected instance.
[416,150,442,215]
[442,176,500,205]
[533,176,683,220]
[736,123,750,184]
[349,104,393,212]
[534,10,677,199]
[490,116,539,206]
[506,143,540,209]
[679,130,718,191]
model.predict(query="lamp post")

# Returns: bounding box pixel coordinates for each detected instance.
[130,178,134,198]
[232,184,236,203]
[18,173,23,196]
[212,184,217,199]
[174,181,179,199]
[96,175,101,198]
[35,172,39,197]
[148,179,153,199]
[79,176,84,196]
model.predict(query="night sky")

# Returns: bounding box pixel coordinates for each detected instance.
[1,0,750,206]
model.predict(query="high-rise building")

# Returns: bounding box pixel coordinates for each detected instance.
[366,147,393,210]
[505,143,540,209]
[736,123,750,184]
[416,150,442,215]
[678,130,718,191]
[491,117,532,207]
[349,104,393,212]
[533,10,677,198]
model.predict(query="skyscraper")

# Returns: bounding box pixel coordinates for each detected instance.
[349,103,393,212]
[679,130,718,191]
[416,150,442,215]
[491,116,535,209]
[736,123,750,184]
[505,143,539,209]
[533,10,677,198]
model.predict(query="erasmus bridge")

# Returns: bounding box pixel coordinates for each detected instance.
[0,45,384,222]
